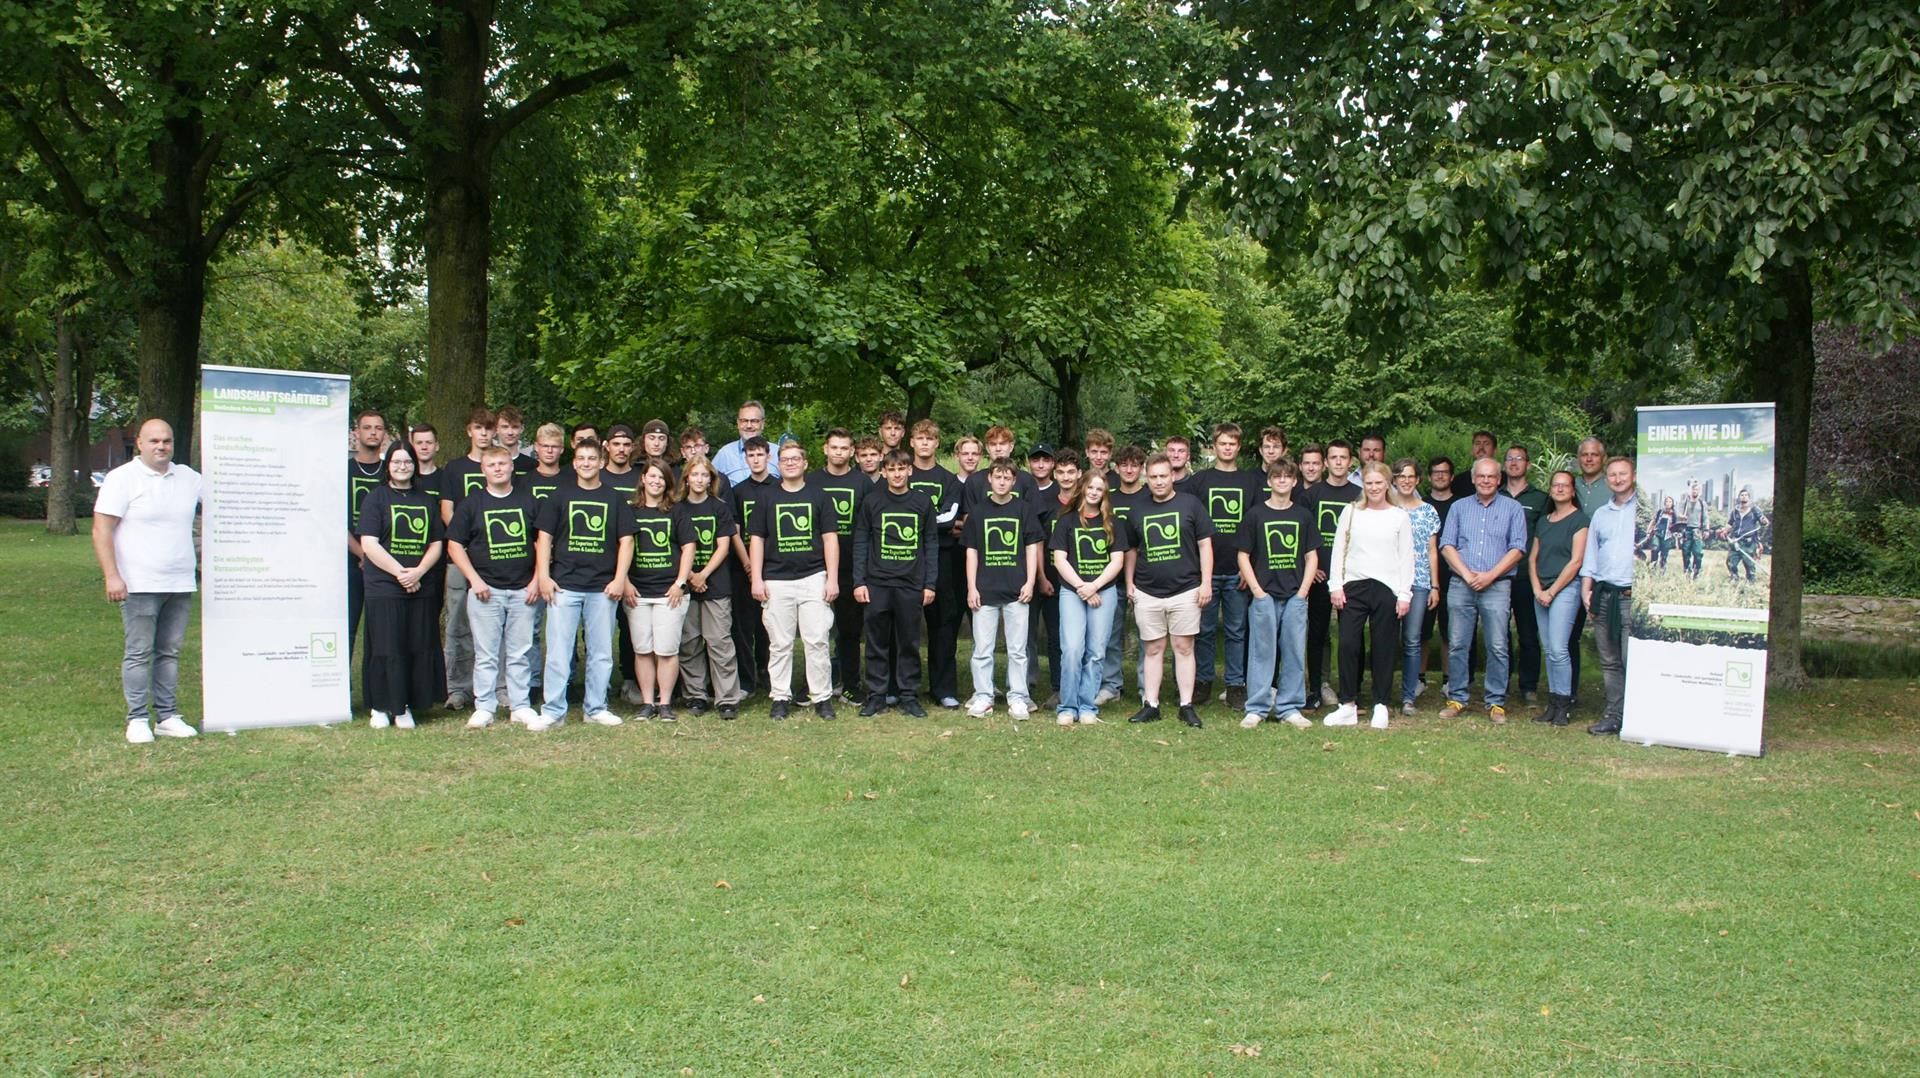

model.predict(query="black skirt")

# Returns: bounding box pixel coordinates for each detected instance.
[363,595,447,715]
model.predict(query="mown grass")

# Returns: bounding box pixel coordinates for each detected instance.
[3,520,1917,1074]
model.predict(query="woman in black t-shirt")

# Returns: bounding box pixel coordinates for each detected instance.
[624,458,696,720]
[1048,473,1129,726]
[356,442,446,729]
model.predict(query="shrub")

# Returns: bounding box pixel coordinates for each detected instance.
[0,490,94,520]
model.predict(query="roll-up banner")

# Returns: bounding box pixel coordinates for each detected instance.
[1622,402,1775,756]
[199,365,353,732]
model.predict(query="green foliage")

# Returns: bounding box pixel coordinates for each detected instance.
[0,489,92,518]
[1801,490,1920,597]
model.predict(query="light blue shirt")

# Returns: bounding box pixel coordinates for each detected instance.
[1438,493,1529,577]
[713,438,750,485]
[1580,492,1639,586]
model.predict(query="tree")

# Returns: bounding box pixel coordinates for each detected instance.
[1194,0,1920,686]
[291,0,692,453]
[546,0,1216,431]
[0,2,322,460]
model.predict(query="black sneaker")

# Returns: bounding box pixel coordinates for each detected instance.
[1128,704,1162,724]
[1223,685,1247,711]
[899,697,927,718]
[815,699,837,720]
[636,703,657,721]
[718,704,738,721]
[656,706,677,723]
[1178,704,1203,728]
[839,688,862,705]
[687,699,712,715]
[859,695,888,717]
[769,700,791,721]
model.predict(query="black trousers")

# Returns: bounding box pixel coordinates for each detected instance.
[1030,577,1062,696]
[1567,600,1586,698]
[729,562,769,695]
[1507,575,1541,695]
[363,595,447,715]
[830,555,862,692]
[864,584,924,698]
[1337,579,1401,708]
[348,555,366,659]
[1307,579,1333,696]
[924,544,965,700]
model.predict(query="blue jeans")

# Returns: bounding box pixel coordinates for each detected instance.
[970,602,1032,705]
[542,588,616,720]
[467,585,538,712]
[1058,586,1119,714]
[1245,593,1308,716]
[122,592,193,724]
[1194,573,1249,686]
[1534,585,1582,697]
[1446,579,1512,708]
[1400,586,1430,704]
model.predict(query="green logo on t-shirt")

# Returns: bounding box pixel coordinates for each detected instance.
[351,476,380,516]
[463,471,486,496]
[483,508,529,559]
[1316,502,1343,544]
[1208,486,1244,532]
[909,481,943,506]
[635,518,671,569]
[881,513,920,560]
[824,486,856,533]
[1073,528,1110,577]
[530,482,559,500]
[389,503,429,558]
[775,503,814,553]
[567,500,608,553]
[983,516,1020,567]
[1142,511,1182,562]
[1264,519,1300,571]
[691,514,718,553]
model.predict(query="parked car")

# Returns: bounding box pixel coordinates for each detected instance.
[28,464,52,488]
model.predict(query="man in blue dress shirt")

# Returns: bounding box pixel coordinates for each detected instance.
[1437,457,1530,723]
[1581,456,1640,736]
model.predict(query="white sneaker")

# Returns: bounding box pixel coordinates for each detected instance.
[125,720,154,744]
[966,695,994,718]
[1370,704,1390,729]
[467,709,494,729]
[395,711,416,729]
[369,710,391,729]
[1056,712,1075,726]
[1324,703,1358,726]
[1008,698,1031,720]
[524,713,560,731]
[585,709,624,726]
[1282,711,1311,729]
[154,715,198,738]
[510,707,540,725]
[1401,701,1417,716]
[1240,713,1264,729]
[1092,688,1119,707]
[1078,709,1102,724]
[1320,684,1340,707]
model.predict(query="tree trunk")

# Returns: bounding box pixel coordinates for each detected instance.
[905,382,935,426]
[421,4,494,456]
[46,308,80,536]
[1058,364,1083,450]
[136,258,207,464]
[1751,263,1813,689]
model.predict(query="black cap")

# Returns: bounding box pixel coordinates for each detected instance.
[608,423,637,440]
[1028,443,1054,460]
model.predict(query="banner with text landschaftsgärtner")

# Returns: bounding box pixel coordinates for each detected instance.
[200,365,353,732]
[1622,402,1775,756]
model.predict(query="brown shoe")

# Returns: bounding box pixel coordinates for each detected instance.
[1488,705,1508,725]
[1439,700,1466,719]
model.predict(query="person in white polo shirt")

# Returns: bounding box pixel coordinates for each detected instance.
[92,419,203,744]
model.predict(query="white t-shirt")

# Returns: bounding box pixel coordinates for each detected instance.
[95,458,202,593]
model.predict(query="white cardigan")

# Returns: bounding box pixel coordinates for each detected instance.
[1328,502,1414,603]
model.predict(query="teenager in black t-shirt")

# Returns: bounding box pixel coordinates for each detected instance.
[748,441,842,717]
[1048,471,1128,725]
[812,428,866,702]
[346,410,388,664]
[436,408,499,711]
[963,461,1044,719]
[446,446,541,726]
[852,449,937,715]
[1237,459,1322,728]
[1124,452,1214,728]
[1178,423,1263,709]
[622,458,695,720]
[1303,440,1362,708]
[531,438,636,729]
[674,457,743,716]
[1100,445,1151,702]
[356,442,445,729]
[911,421,967,707]
[727,437,779,699]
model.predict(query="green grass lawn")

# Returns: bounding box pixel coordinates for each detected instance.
[4,519,1917,1074]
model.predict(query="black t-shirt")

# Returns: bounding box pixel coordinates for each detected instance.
[349,457,386,530]
[629,502,695,598]
[1125,491,1215,599]
[675,497,736,601]
[1048,512,1129,585]
[438,458,492,512]
[1306,478,1363,551]
[525,469,571,502]
[809,469,865,564]
[1238,499,1322,596]
[853,484,938,590]
[356,484,444,599]
[415,467,445,504]
[446,486,539,590]
[1451,470,1477,499]
[730,474,779,548]
[960,467,1038,519]
[1106,485,1152,546]
[599,465,641,502]
[1179,466,1263,568]
[749,482,839,580]
[963,496,1044,605]
[909,464,963,549]
[535,483,637,592]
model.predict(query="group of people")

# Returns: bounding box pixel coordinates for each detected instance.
[97,401,1646,744]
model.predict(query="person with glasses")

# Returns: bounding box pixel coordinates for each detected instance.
[1388,459,1442,714]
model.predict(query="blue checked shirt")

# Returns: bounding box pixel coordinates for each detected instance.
[1438,493,1529,578]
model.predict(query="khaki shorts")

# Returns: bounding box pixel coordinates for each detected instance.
[1133,587,1200,640]
[626,596,689,657]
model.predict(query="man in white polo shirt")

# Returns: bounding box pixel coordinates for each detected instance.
[92,419,204,743]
